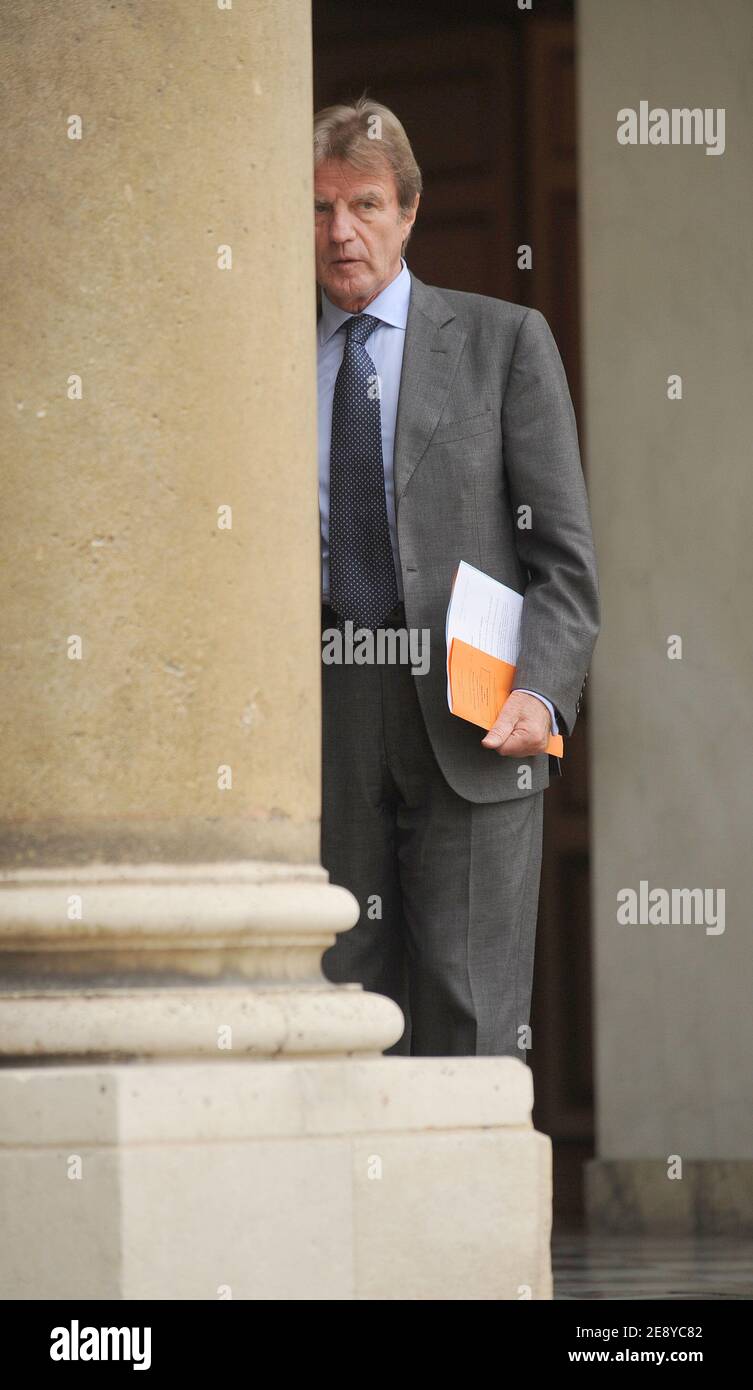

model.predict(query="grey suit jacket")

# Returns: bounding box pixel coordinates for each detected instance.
[390,271,600,803]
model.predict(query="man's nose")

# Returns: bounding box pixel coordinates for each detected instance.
[329,205,356,244]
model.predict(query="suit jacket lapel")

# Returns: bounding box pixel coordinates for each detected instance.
[393,273,467,506]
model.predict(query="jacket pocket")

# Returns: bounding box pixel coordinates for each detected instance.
[430,408,495,446]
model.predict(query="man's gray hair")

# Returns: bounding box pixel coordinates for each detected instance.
[313,94,422,252]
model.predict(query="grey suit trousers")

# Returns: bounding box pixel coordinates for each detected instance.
[320,609,545,1059]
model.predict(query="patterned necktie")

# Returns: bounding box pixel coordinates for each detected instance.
[328,313,399,629]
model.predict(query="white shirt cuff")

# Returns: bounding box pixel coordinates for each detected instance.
[515,689,559,736]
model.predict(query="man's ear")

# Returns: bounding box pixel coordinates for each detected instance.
[401,195,420,254]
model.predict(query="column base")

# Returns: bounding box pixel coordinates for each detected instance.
[0,983,400,1060]
[0,1056,552,1300]
[0,860,403,1058]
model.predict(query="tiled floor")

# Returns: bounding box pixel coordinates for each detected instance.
[552,1230,753,1299]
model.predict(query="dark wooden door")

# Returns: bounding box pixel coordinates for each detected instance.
[314,0,591,1224]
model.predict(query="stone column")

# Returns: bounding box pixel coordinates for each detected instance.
[0,0,398,1058]
[0,0,552,1298]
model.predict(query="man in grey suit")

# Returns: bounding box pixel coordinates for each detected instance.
[314,97,600,1059]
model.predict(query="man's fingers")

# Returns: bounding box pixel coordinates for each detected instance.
[494,726,541,756]
[481,690,551,756]
[481,718,516,749]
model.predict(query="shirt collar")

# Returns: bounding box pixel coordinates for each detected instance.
[318,257,411,346]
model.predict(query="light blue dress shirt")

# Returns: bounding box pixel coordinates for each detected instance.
[317,257,559,737]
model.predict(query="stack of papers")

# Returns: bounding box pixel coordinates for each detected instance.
[446,561,564,758]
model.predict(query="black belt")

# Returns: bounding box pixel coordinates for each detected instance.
[321,600,406,628]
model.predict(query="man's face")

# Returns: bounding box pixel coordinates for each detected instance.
[314,157,419,312]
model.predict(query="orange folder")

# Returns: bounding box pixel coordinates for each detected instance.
[448,636,564,758]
